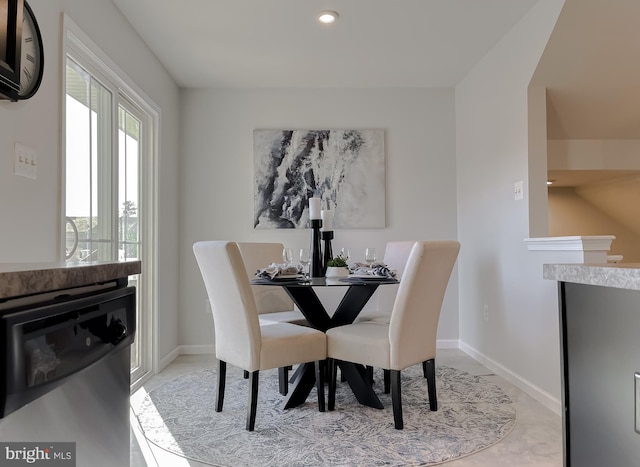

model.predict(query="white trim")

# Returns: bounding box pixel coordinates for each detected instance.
[157,347,183,372]
[63,14,160,118]
[161,340,562,418]
[177,345,216,355]
[165,341,460,367]
[524,235,615,251]
[62,13,160,384]
[459,341,562,416]
[436,339,460,349]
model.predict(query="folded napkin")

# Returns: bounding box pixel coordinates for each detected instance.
[255,263,303,280]
[351,263,397,279]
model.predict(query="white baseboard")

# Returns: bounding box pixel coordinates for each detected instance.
[157,347,181,372]
[436,339,459,349]
[159,340,561,416]
[459,341,562,416]
[160,342,458,373]
[178,344,215,355]
[158,345,214,372]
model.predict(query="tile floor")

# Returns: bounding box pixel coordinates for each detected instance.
[130,349,563,466]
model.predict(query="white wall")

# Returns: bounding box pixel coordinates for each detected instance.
[455,0,565,411]
[0,0,181,362]
[178,88,459,350]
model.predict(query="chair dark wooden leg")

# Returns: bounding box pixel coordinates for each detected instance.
[243,370,249,379]
[328,359,337,411]
[315,360,326,412]
[278,367,288,396]
[246,370,259,431]
[289,364,304,383]
[424,358,437,411]
[390,369,403,429]
[366,365,374,385]
[383,369,390,394]
[216,360,226,412]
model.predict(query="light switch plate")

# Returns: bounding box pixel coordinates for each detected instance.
[514,180,524,200]
[14,142,37,180]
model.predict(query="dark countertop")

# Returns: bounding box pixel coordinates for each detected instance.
[0,261,142,299]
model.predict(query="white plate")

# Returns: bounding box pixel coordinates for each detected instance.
[270,274,305,281]
[347,274,395,281]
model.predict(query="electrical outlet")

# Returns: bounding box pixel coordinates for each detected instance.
[14,142,37,180]
[635,373,640,433]
[483,304,489,322]
[514,181,523,200]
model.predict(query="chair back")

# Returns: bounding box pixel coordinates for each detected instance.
[376,241,416,311]
[237,242,295,314]
[383,241,416,277]
[389,241,460,369]
[193,241,262,371]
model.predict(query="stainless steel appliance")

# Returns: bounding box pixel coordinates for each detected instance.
[0,284,136,467]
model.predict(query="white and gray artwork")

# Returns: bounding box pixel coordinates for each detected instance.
[253,129,385,229]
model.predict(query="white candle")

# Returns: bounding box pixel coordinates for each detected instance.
[309,197,321,220]
[321,209,333,231]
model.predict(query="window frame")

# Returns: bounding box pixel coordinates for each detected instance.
[62,14,159,390]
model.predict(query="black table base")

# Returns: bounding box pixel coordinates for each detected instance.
[281,280,385,410]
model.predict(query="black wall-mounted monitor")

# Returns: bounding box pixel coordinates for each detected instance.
[0,0,23,101]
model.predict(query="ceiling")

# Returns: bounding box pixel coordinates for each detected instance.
[532,0,640,139]
[112,0,640,137]
[111,0,538,89]
[112,0,640,187]
[532,0,640,187]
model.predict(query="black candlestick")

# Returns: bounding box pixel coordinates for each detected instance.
[322,231,334,274]
[310,219,324,277]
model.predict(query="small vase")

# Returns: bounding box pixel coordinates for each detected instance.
[325,266,349,278]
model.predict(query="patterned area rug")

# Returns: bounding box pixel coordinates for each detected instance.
[132,364,516,466]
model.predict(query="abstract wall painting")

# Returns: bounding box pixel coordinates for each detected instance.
[253,129,385,229]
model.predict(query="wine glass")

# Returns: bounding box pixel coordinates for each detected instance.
[365,248,377,267]
[339,247,351,262]
[299,248,311,278]
[282,248,293,266]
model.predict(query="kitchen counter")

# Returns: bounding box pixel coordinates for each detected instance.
[543,262,640,291]
[0,261,141,300]
[545,262,640,466]
[0,261,139,466]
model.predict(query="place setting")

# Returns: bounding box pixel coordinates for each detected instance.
[337,247,399,284]
[251,248,309,283]
[251,198,400,287]
[251,246,399,286]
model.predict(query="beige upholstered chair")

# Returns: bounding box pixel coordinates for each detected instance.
[236,242,306,325]
[237,242,308,394]
[356,241,421,391]
[355,240,416,323]
[326,240,460,429]
[193,241,327,431]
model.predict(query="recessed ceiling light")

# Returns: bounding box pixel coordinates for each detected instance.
[318,10,338,24]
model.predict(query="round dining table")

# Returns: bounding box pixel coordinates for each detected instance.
[251,276,399,410]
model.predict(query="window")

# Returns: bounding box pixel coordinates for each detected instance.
[63,17,157,389]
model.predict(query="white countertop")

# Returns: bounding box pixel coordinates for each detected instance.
[543,263,640,291]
